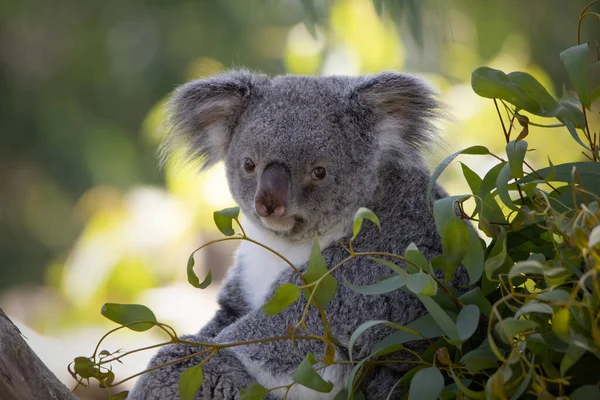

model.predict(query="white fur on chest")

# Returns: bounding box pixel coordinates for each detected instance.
[236,220,343,310]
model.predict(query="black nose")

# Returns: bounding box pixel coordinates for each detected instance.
[254,163,289,218]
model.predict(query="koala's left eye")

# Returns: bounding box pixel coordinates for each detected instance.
[311,167,327,181]
[243,157,256,172]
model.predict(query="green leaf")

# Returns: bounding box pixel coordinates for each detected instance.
[303,237,338,308]
[495,318,538,343]
[73,357,98,379]
[563,119,592,152]
[179,364,204,400]
[417,295,459,341]
[456,304,480,341]
[460,340,498,374]
[292,353,334,393]
[370,257,409,276]
[344,275,406,295]
[508,260,544,279]
[427,146,490,209]
[403,245,429,273]
[371,314,445,354]
[348,320,386,362]
[408,366,444,400]
[560,43,597,110]
[240,383,269,400]
[536,289,570,302]
[522,162,600,197]
[101,303,157,332]
[433,195,469,235]
[560,344,586,377]
[570,385,600,400]
[514,301,552,318]
[187,254,212,289]
[496,163,518,210]
[262,283,301,316]
[506,140,527,179]
[462,229,484,284]
[448,366,486,399]
[213,207,240,236]
[406,272,437,296]
[459,162,482,196]
[471,67,541,113]
[589,225,600,248]
[441,217,470,268]
[507,72,585,126]
[352,207,380,239]
[552,307,570,339]
[458,288,492,317]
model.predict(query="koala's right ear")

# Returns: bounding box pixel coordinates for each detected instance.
[160,71,266,170]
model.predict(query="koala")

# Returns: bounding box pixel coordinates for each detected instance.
[128,71,465,400]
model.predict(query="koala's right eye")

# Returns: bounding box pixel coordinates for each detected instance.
[243,158,256,172]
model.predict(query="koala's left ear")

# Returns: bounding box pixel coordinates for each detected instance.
[160,70,267,170]
[353,72,441,163]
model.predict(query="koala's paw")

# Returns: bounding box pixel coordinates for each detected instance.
[199,351,255,400]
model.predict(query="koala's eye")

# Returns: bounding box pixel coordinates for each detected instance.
[243,158,256,172]
[311,167,327,181]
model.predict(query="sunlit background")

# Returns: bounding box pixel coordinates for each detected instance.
[1,0,598,398]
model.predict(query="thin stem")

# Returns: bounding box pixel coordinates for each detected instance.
[494,99,510,143]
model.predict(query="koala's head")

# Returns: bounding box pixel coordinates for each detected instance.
[161,71,439,242]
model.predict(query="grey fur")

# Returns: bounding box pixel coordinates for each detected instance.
[129,71,465,399]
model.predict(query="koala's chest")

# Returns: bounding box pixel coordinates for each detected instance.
[236,233,312,310]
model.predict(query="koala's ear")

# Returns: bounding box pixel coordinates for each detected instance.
[353,72,441,164]
[160,70,266,170]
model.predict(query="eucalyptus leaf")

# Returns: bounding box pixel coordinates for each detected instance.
[352,207,381,239]
[213,207,240,236]
[262,283,301,316]
[417,295,459,341]
[344,275,406,295]
[303,236,338,308]
[456,304,480,341]
[179,364,204,400]
[240,383,269,400]
[292,353,334,393]
[187,254,212,289]
[427,146,489,209]
[506,140,527,179]
[408,366,445,400]
[101,303,157,332]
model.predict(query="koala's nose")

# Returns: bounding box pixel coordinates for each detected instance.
[255,163,289,218]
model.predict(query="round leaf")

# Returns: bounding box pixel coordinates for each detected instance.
[408,366,444,400]
[456,304,480,341]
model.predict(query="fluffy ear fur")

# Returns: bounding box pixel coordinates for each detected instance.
[353,72,441,165]
[160,70,266,170]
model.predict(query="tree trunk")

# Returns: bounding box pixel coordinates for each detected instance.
[0,308,78,400]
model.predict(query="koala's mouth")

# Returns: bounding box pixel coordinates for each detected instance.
[259,215,306,235]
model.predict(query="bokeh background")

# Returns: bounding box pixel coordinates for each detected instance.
[1,0,598,398]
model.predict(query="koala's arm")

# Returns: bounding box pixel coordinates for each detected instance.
[127,266,254,400]
[128,246,424,400]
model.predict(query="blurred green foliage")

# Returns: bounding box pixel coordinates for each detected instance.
[0,0,598,316]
